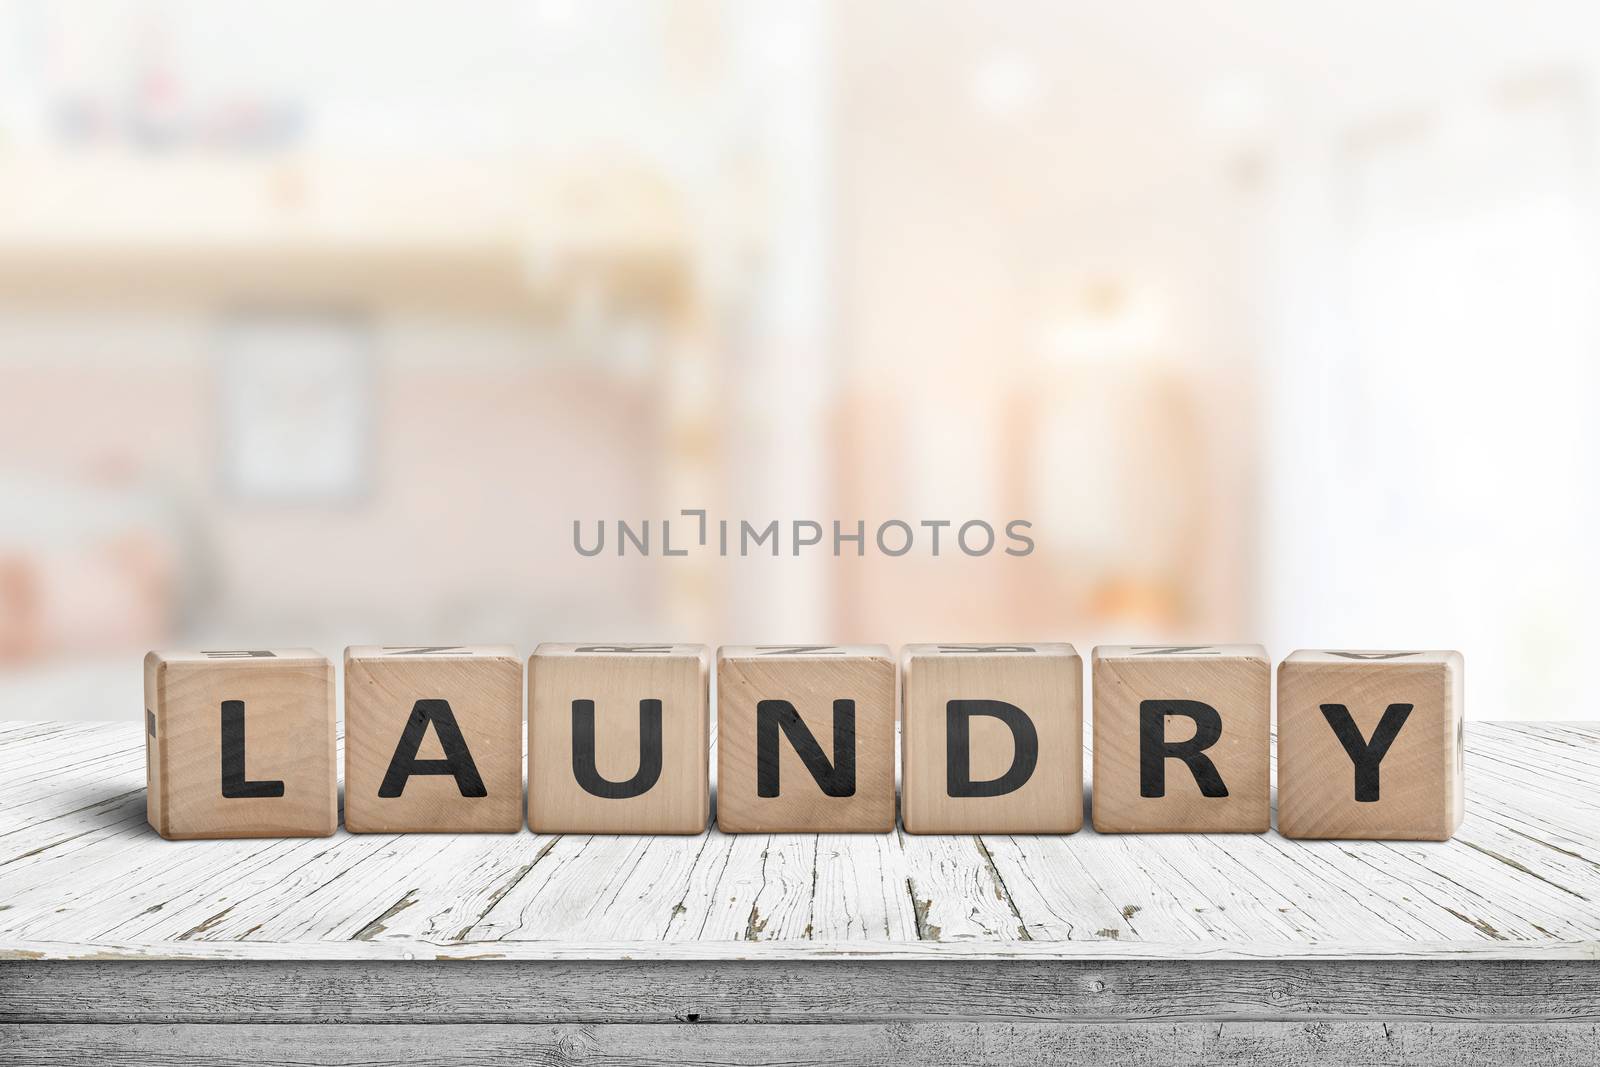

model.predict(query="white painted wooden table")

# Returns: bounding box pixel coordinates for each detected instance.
[1,719,1597,1065]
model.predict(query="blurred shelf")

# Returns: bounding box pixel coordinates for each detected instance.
[0,153,694,311]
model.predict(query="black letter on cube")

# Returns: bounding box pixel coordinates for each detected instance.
[1320,703,1413,802]
[1139,700,1229,799]
[379,699,487,798]
[946,699,1038,798]
[571,698,664,799]
[220,700,285,799]
[757,699,856,798]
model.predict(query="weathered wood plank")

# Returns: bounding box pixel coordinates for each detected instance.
[3,935,1596,962]
[355,833,556,943]
[4,960,1598,1024]
[899,830,1027,941]
[1,721,1597,963]
[507,834,712,942]
[4,1019,1598,1067]
[15,835,384,943]
[743,832,820,940]
[0,800,149,878]
[659,825,744,939]
[0,732,146,800]
[810,832,918,941]
[240,832,479,942]
[677,831,773,940]
[977,833,1141,941]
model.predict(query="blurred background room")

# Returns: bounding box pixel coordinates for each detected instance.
[0,0,1595,721]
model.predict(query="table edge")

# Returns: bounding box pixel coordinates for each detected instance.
[3,938,1597,963]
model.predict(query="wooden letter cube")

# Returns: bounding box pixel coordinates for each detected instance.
[344,645,523,833]
[1278,650,1464,840]
[144,648,336,840]
[1092,645,1270,833]
[716,645,895,833]
[529,644,710,834]
[901,643,1083,834]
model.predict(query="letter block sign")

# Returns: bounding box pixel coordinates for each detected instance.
[528,644,710,834]
[344,646,524,833]
[717,646,896,833]
[1277,650,1465,841]
[1092,645,1271,833]
[144,649,336,840]
[901,644,1083,834]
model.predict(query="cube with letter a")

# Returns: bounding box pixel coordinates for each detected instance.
[144,648,336,840]
[901,643,1083,834]
[1092,644,1271,833]
[716,645,895,833]
[1278,649,1464,841]
[344,645,524,833]
[528,643,709,834]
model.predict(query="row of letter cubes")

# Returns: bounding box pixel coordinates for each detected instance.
[144,644,1465,841]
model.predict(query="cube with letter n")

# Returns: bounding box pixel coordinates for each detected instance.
[716,645,895,833]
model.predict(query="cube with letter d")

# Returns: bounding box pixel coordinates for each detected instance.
[716,645,895,833]
[901,643,1083,834]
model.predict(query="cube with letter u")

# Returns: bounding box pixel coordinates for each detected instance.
[528,643,710,834]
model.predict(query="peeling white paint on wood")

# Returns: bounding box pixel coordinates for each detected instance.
[0,721,1596,963]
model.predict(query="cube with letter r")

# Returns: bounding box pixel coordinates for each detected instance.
[1092,645,1271,833]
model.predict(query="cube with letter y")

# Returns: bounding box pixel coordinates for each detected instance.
[717,645,896,833]
[1092,645,1271,833]
[344,645,524,833]
[1278,650,1464,840]
[528,643,709,834]
[144,649,336,840]
[901,643,1083,834]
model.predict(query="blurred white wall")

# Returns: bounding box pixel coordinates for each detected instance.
[2,0,1598,721]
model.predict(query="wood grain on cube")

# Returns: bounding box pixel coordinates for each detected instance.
[1092,645,1270,834]
[143,648,336,840]
[344,645,523,834]
[716,645,896,833]
[901,643,1083,834]
[1278,650,1464,841]
[528,643,709,834]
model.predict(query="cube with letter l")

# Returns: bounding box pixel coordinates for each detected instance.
[144,648,336,840]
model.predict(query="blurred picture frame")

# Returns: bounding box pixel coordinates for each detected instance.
[216,310,374,503]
